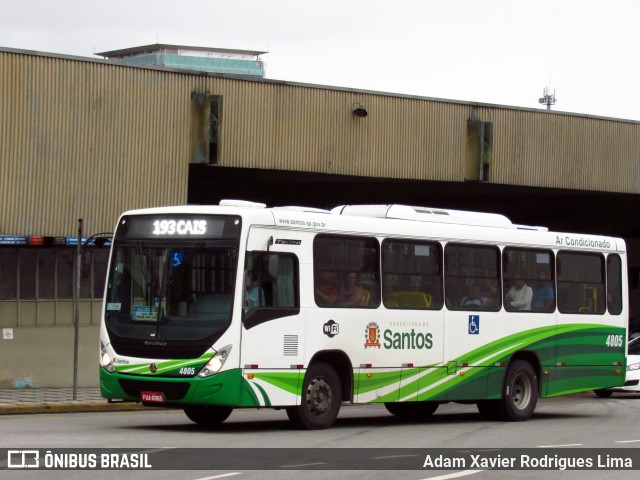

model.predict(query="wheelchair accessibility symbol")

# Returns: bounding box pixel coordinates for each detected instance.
[468,315,480,335]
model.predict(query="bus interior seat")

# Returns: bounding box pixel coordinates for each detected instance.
[361,289,371,306]
[385,291,432,309]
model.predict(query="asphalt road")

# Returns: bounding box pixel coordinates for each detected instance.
[2,392,640,480]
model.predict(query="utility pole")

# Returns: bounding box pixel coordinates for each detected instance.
[73,219,82,400]
[72,225,112,400]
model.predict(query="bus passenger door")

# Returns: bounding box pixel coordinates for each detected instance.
[440,308,492,401]
[238,229,305,408]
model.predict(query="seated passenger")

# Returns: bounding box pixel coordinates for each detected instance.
[315,270,339,306]
[478,277,500,307]
[505,274,533,311]
[531,269,555,311]
[246,284,264,308]
[338,272,365,306]
[460,284,490,309]
[445,278,465,309]
[244,267,267,308]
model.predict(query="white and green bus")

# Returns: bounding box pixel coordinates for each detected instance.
[100,200,628,429]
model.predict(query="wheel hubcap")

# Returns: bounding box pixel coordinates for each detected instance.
[512,373,532,409]
[307,377,332,415]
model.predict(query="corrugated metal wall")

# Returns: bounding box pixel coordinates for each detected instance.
[220,83,469,182]
[0,50,199,236]
[475,107,640,191]
[2,47,640,237]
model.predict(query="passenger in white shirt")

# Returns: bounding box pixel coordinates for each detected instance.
[505,275,533,311]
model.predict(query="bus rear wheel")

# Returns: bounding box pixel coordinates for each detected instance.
[286,362,342,430]
[499,360,538,421]
[385,401,439,419]
[184,405,233,427]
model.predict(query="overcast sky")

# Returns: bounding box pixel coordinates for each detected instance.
[2,0,639,121]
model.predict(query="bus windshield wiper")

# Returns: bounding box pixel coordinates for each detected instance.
[163,243,204,295]
[155,243,204,335]
[136,241,156,306]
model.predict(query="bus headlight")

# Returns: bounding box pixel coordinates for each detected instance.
[198,345,232,378]
[100,343,116,372]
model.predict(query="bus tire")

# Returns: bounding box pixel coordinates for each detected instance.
[499,360,538,421]
[184,405,233,427]
[286,362,342,430]
[594,389,613,398]
[385,401,439,419]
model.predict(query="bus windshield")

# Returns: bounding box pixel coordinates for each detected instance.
[104,242,238,344]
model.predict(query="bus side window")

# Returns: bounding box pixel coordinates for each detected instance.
[607,254,623,315]
[503,247,555,313]
[242,251,300,329]
[244,252,298,309]
[445,244,500,311]
[557,252,605,314]
[382,239,443,310]
[313,234,380,308]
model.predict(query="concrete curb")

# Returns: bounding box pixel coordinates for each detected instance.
[0,402,146,415]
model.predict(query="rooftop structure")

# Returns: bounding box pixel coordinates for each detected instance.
[96,43,267,77]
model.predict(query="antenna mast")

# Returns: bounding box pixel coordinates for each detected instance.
[538,86,557,110]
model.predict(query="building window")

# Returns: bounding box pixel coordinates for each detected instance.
[19,250,37,300]
[92,249,110,299]
[0,249,18,300]
[191,92,223,164]
[209,95,222,164]
[0,247,109,301]
[56,249,74,299]
[38,249,56,299]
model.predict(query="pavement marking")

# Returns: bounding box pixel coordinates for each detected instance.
[460,449,503,453]
[536,444,583,448]
[615,439,640,443]
[0,402,145,415]
[420,470,483,480]
[373,454,421,459]
[280,462,328,468]
[194,473,242,480]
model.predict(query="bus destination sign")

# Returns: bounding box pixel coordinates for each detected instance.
[116,215,241,240]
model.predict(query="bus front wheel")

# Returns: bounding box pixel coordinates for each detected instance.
[287,362,342,429]
[184,405,233,427]
[499,360,538,421]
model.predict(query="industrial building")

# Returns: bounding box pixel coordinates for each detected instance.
[1,44,640,387]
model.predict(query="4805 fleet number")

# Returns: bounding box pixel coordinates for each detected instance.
[605,334,624,347]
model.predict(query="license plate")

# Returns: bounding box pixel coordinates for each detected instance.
[141,391,165,403]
